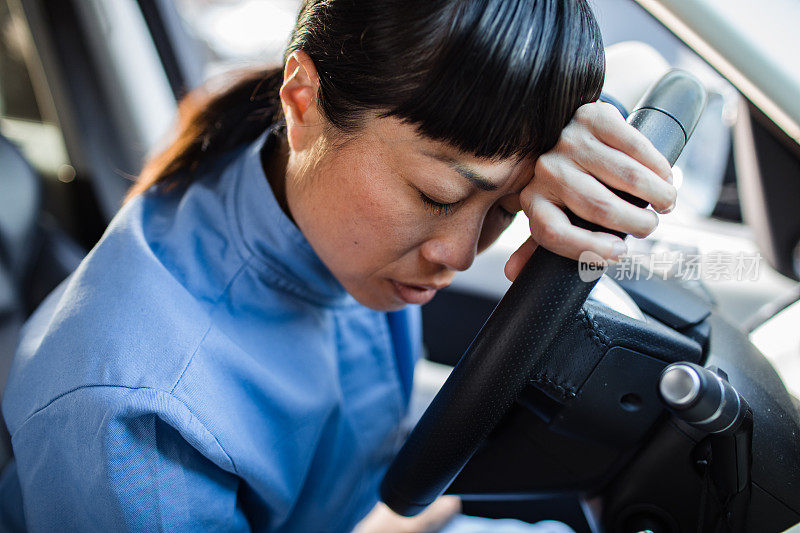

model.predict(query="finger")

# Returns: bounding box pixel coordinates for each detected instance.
[351,497,460,533]
[505,236,538,282]
[575,137,677,213]
[554,166,659,238]
[409,495,461,531]
[527,194,628,261]
[578,102,673,182]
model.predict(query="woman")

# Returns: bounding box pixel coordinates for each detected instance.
[0,0,675,531]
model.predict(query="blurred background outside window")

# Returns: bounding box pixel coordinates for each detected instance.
[0,0,71,180]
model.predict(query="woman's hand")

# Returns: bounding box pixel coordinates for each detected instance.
[352,496,461,533]
[504,101,677,282]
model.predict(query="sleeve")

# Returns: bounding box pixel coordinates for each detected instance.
[10,385,249,533]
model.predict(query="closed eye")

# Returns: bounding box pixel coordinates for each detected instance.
[419,190,460,216]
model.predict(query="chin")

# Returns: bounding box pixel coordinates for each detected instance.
[345,283,407,312]
[355,294,407,312]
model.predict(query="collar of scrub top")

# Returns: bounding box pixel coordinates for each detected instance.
[234,121,357,308]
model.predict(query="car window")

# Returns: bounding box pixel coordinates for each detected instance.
[0,0,72,182]
[642,0,800,146]
[173,0,301,80]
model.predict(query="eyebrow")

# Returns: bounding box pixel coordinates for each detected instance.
[424,152,499,191]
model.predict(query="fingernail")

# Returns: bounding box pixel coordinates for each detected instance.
[662,200,676,214]
[665,171,674,185]
[611,241,627,260]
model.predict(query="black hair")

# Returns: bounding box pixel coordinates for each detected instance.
[129,0,604,198]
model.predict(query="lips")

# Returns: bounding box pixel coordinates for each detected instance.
[390,280,447,305]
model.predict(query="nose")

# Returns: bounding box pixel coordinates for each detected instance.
[420,227,479,273]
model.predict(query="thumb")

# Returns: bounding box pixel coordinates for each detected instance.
[413,496,462,531]
[504,237,539,282]
[352,496,461,533]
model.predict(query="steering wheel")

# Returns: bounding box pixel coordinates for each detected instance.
[380,70,707,516]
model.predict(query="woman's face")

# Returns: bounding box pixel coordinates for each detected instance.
[285,115,533,311]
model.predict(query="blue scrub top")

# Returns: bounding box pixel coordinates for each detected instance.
[0,126,423,532]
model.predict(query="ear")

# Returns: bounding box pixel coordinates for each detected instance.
[280,50,324,151]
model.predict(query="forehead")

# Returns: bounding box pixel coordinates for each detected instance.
[365,115,528,184]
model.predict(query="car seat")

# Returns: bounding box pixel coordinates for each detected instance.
[0,133,84,468]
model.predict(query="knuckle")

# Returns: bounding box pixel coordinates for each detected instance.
[634,134,656,158]
[620,166,643,188]
[657,158,673,179]
[557,129,575,151]
[537,222,563,249]
[573,103,595,125]
[525,192,547,217]
[563,125,591,153]
[519,187,538,212]
[586,195,611,221]
[534,155,558,181]
[599,101,621,119]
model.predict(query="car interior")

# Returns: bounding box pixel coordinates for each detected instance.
[1,0,800,531]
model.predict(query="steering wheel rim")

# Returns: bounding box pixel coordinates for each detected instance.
[380,70,707,516]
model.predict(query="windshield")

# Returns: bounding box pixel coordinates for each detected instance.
[636,0,800,145]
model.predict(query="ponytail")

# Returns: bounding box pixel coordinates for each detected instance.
[125,67,283,202]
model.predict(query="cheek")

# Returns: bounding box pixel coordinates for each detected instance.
[307,154,422,275]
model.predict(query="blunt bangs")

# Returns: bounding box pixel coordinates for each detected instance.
[134,0,606,199]
[385,0,606,160]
